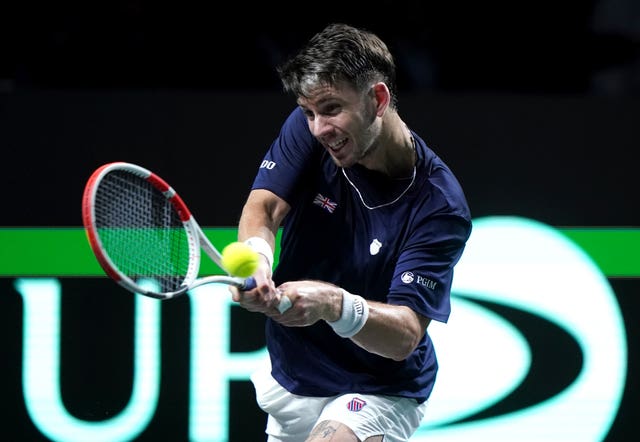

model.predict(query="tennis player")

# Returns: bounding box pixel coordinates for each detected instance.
[231,23,472,441]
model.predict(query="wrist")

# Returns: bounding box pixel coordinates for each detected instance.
[244,236,274,270]
[328,289,369,338]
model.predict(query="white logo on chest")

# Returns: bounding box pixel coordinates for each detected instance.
[369,239,382,255]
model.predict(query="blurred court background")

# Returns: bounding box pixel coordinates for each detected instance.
[1,1,638,441]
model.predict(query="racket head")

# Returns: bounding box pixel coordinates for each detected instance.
[82,162,200,299]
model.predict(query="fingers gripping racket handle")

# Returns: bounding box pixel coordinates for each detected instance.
[241,277,292,313]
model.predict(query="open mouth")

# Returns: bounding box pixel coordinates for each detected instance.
[327,137,348,151]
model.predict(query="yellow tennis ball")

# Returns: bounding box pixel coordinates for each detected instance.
[221,241,259,277]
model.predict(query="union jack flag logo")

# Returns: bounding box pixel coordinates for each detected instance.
[346,397,367,412]
[313,193,338,213]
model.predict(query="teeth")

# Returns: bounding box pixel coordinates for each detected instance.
[328,138,347,149]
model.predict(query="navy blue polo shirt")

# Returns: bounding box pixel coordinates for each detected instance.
[251,107,471,403]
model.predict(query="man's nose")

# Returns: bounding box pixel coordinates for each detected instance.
[309,115,331,137]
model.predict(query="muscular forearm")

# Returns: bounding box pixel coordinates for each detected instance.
[350,301,429,361]
[238,189,290,248]
[275,280,430,361]
[238,208,278,246]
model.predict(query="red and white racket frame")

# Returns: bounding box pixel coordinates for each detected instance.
[81,161,249,299]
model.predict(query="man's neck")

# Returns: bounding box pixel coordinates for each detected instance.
[359,113,415,178]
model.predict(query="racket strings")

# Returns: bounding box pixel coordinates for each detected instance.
[94,170,191,293]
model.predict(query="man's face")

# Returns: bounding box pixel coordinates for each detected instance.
[297,82,381,168]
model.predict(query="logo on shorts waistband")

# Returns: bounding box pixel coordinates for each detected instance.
[346,397,367,412]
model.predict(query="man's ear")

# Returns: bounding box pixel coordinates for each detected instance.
[371,82,391,117]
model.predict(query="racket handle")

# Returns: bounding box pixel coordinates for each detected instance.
[240,277,257,291]
[277,294,292,313]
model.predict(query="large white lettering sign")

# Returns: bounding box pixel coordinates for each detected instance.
[14,217,626,441]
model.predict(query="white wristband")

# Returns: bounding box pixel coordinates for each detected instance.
[244,236,274,270]
[329,289,369,338]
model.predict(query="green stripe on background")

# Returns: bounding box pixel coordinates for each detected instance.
[0,227,637,277]
[560,228,640,278]
[0,228,239,276]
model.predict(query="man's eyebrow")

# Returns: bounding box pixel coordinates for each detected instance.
[297,95,338,109]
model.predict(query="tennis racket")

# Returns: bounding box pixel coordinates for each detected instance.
[82,161,291,311]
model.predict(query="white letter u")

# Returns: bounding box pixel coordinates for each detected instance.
[16,278,161,442]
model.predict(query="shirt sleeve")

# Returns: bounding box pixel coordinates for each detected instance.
[388,212,472,323]
[251,107,319,204]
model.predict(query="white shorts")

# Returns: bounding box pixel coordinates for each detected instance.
[251,365,428,442]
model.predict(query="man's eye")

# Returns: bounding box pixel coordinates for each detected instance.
[323,104,341,115]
